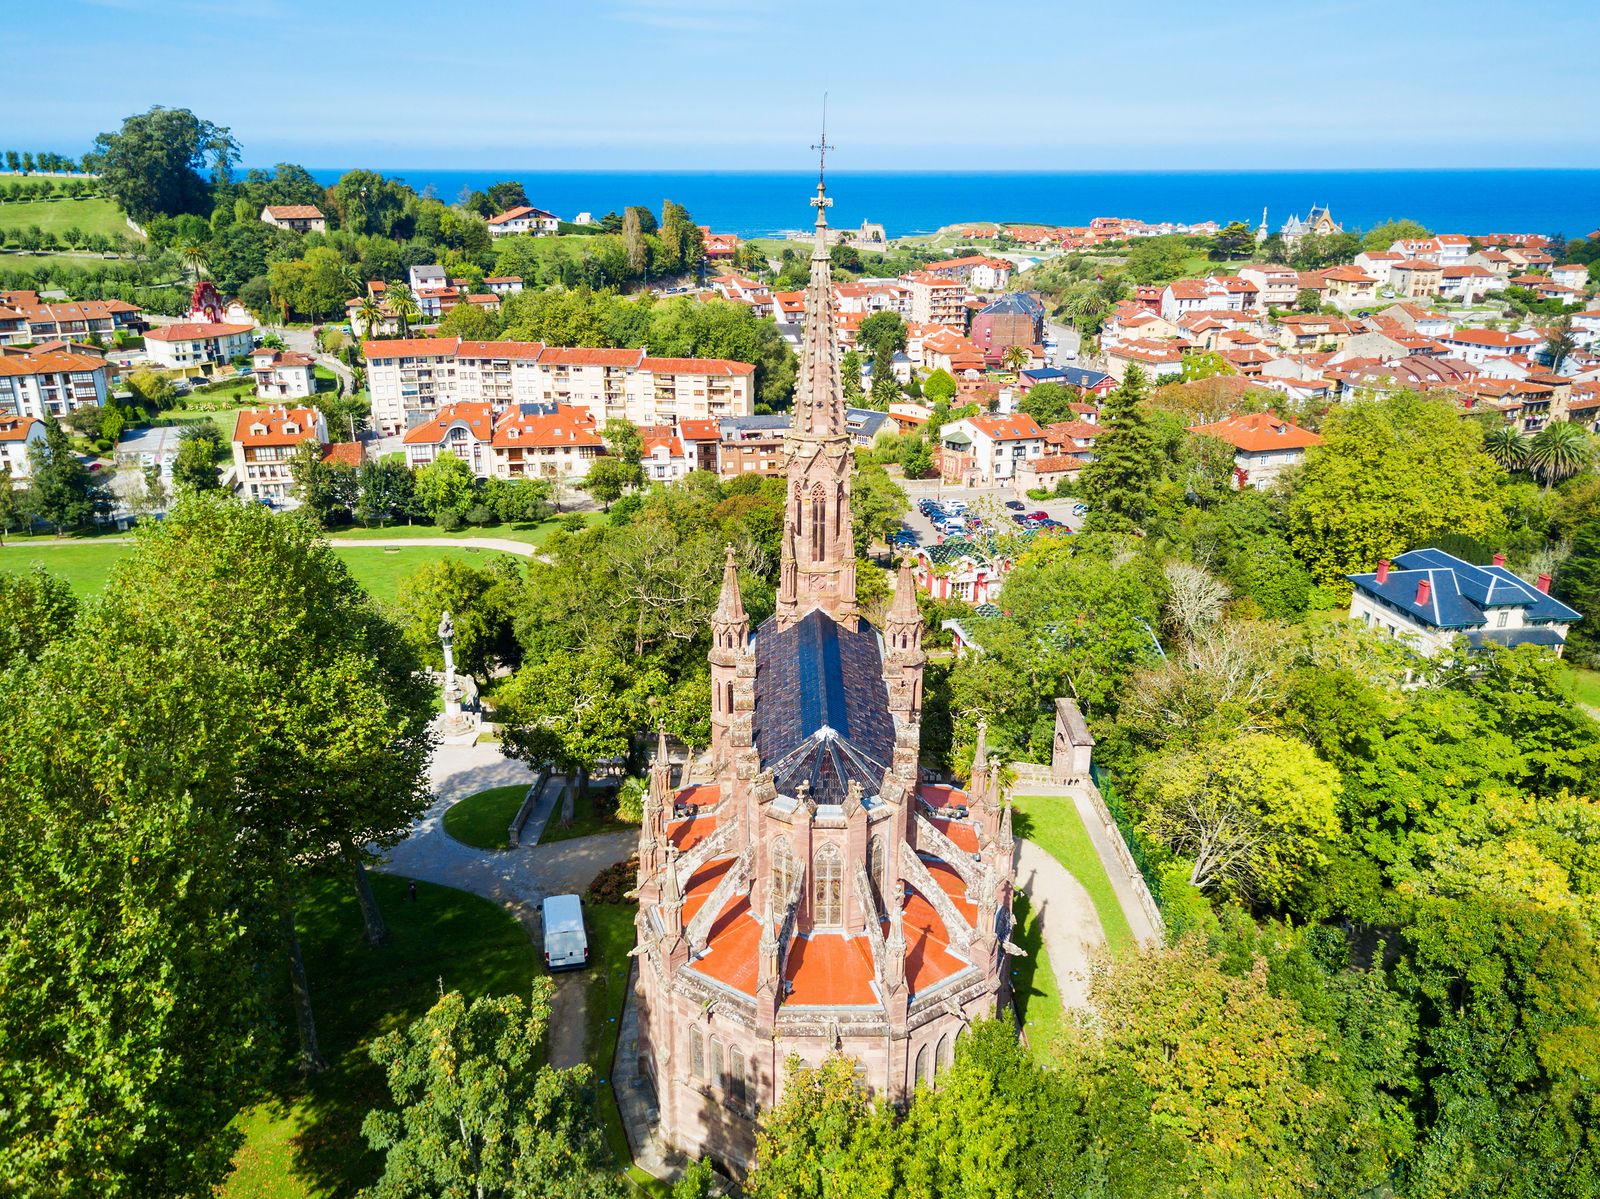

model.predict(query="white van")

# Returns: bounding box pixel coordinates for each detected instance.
[542,893,589,971]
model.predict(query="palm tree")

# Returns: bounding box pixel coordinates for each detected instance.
[1483,425,1531,472]
[386,283,420,338]
[178,241,208,286]
[1002,345,1029,373]
[354,294,384,339]
[1527,420,1593,490]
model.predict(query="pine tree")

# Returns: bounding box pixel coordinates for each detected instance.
[27,415,109,533]
[1079,365,1160,533]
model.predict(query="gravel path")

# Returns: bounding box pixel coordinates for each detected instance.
[376,742,635,922]
[1014,838,1106,1011]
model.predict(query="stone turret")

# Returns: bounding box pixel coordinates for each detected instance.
[882,557,926,725]
[709,546,749,763]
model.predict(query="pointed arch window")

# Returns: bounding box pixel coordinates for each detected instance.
[710,1037,725,1093]
[868,834,886,902]
[771,838,798,906]
[914,1044,930,1087]
[690,1030,704,1080]
[810,484,827,561]
[936,1033,953,1074]
[813,843,843,927]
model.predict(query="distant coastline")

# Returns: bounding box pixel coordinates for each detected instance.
[303,168,1600,241]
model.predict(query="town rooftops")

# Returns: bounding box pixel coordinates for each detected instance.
[926,254,1012,271]
[1188,410,1322,452]
[492,404,602,447]
[1347,547,1580,630]
[145,321,254,342]
[0,415,42,441]
[402,402,495,444]
[261,204,324,220]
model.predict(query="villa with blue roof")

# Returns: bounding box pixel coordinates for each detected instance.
[1347,548,1580,658]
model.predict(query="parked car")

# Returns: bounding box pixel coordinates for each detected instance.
[1005,500,1025,510]
[946,501,968,514]
[1027,510,1049,521]
[542,894,589,971]
[1011,513,1031,525]
[1070,503,1088,517]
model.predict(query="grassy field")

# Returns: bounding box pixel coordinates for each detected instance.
[1013,794,1137,955]
[0,250,141,272]
[221,874,537,1199]
[0,194,138,242]
[1562,663,1600,710]
[442,784,529,851]
[1010,891,1067,1060]
[0,538,514,604]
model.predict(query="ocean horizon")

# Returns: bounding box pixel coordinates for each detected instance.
[302,168,1600,242]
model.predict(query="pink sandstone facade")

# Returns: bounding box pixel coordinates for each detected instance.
[631,175,1018,1170]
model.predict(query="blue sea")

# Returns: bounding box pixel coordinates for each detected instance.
[303,169,1600,242]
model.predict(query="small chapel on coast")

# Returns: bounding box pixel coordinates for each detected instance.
[631,166,1019,1168]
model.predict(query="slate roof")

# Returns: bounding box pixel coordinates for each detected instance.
[1347,548,1581,629]
[978,293,1045,316]
[1022,365,1113,390]
[751,609,894,805]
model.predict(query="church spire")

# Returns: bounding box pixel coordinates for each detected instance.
[775,113,858,632]
[714,544,746,625]
[790,104,845,444]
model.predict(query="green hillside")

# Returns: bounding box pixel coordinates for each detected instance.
[0,191,141,243]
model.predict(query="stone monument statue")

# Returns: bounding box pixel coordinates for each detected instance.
[437,608,474,737]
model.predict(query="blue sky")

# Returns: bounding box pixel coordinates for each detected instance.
[7,0,1599,170]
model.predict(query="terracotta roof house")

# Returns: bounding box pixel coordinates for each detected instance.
[260,204,326,234]
[1188,410,1322,490]
[486,205,560,238]
[0,414,45,480]
[231,406,328,501]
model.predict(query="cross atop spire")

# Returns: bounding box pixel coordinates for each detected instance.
[810,93,834,217]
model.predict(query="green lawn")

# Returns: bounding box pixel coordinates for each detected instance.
[1013,794,1137,955]
[330,545,523,601]
[539,783,637,845]
[580,902,643,1164]
[154,403,254,440]
[1561,663,1600,711]
[0,250,144,271]
[222,874,537,1199]
[0,539,514,605]
[442,784,530,851]
[1010,891,1067,1061]
[0,194,139,241]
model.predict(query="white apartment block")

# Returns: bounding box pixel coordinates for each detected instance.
[0,347,111,418]
[363,337,756,436]
[143,321,256,371]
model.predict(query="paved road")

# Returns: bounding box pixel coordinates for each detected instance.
[331,536,540,557]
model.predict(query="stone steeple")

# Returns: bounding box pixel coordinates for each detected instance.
[709,545,749,762]
[775,157,858,632]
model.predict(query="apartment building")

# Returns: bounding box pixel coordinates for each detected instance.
[0,415,45,480]
[0,346,112,417]
[903,272,969,328]
[400,401,605,481]
[362,337,756,435]
[1236,264,1300,308]
[231,406,328,501]
[143,321,256,371]
[0,290,143,345]
[938,412,1047,484]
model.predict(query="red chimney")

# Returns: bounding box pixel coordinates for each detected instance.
[1537,573,1552,594]
[1376,559,1391,583]
[1415,578,1432,606]
[1492,552,1506,567]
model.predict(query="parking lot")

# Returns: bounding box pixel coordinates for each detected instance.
[892,484,1088,551]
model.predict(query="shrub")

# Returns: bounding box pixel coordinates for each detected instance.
[616,776,645,823]
[585,855,639,905]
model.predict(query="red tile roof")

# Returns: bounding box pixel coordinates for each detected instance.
[232,406,323,448]
[402,402,495,444]
[262,204,324,220]
[144,321,254,342]
[1188,410,1322,451]
[968,413,1045,441]
[0,415,42,442]
[639,356,754,376]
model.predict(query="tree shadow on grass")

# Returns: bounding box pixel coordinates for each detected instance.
[236,873,537,1198]
[1008,890,1055,1053]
